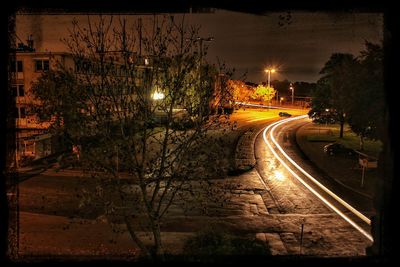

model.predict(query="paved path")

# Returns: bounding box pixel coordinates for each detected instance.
[10,109,372,260]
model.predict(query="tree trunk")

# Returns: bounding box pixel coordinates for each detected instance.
[339,120,344,138]
[124,216,151,258]
[151,221,165,261]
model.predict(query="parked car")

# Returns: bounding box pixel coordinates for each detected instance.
[324,143,354,156]
[279,112,292,117]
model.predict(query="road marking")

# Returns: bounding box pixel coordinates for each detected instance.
[262,115,373,242]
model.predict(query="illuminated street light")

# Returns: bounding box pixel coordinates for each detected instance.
[264,68,276,87]
[289,83,294,106]
[265,68,276,104]
[152,91,164,100]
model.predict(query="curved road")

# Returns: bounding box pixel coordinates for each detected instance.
[254,115,373,249]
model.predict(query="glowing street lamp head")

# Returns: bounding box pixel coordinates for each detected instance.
[152,91,165,100]
[265,68,276,73]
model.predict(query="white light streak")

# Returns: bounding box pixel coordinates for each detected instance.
[262,115,373,242]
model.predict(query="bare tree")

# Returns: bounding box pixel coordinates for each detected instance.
[32,15,234,259]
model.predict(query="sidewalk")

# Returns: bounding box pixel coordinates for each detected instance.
[14,166,369,260]
[13,169,287,260]
[295,122,376,199]
[234,124,268,172]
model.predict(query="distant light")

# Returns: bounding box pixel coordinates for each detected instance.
[152,91,164,100]
[274,170,285,181]
[145,58,149,65]
[325,108,329,112]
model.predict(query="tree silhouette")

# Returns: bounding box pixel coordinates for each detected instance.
[31,15,234,260]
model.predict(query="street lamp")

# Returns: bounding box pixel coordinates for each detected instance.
[289,83,294,106]
[186,36,214,66]
[264,68,276,87]
[265,68,276,104]
[152,91,164,100]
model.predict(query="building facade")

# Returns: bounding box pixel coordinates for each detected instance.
[10,47,74,167]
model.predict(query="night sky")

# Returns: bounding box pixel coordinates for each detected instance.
[15,9,383,83]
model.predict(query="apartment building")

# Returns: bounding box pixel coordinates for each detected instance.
[10,44,74,166]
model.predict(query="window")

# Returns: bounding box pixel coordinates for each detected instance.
[10,60,23,72]
[12,85,25,97]
[20,107,26,118]
[12,85,17,97]
[15,107,26,118]
[35,59,49,72]
[19,85,25,96]
[17,61,23,72]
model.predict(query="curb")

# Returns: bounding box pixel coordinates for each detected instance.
[15,167,48,183]
[234,125,266,171]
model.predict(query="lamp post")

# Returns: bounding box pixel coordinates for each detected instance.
[289,83,294,106]
[264,68,275,87]
[195,37,214,65]
[193,36,213,114]
[265,68,276,104]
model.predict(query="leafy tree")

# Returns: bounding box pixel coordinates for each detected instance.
[308,78,334,122]
[310,53,358,138]
[345,42,384,150]
[251,84,276,103]
[292,81,316,97]
[210,61,236,114]
[31,15,233,260]
[227,79,254,103]
[310,42,384,149]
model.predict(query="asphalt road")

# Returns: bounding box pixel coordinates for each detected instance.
[254,115,373,245]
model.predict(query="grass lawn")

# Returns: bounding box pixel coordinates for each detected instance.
[308,123,382,158]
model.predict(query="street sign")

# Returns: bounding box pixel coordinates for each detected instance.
[359,158,378,169]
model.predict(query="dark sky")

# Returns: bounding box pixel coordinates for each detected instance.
[16,9,383,83]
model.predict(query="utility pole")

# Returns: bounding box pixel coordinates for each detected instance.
[194,36,213,115]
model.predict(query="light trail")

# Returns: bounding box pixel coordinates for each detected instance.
[270,116,371,225]
[262,115,373,242]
